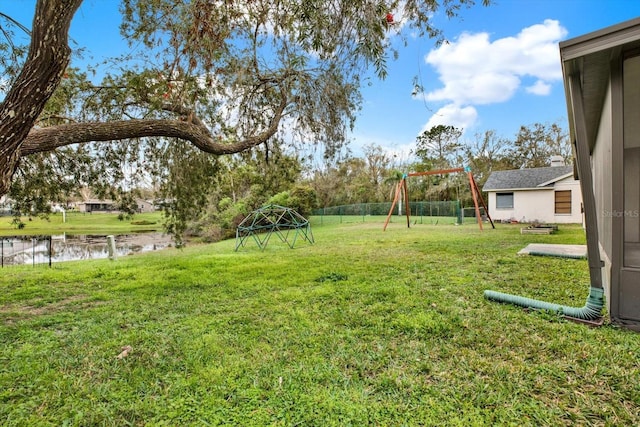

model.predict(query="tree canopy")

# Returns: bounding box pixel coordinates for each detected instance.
[0,0,490,239]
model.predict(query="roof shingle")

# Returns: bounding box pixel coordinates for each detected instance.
[483,166,574,191]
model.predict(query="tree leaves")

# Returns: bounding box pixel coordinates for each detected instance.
[2,0,490,241]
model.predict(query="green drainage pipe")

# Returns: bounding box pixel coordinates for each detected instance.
[484,74,607,323]
[484,286,604,321]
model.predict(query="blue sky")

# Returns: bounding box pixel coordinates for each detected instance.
[355,0,640,159]
[3,0,640,161]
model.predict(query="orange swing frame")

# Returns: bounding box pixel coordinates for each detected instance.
[383,167,494,231]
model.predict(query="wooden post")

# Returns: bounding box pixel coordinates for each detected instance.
[403,178,411,228]
[468,171,483,230]
[383,179,404,231]
[107,235,117,260]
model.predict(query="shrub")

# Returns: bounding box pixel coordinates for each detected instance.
[268,186,318,217]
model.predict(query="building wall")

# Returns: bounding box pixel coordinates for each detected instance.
[76,201,117,213]
[591,80,614,306]
[619,54,640,324]
[488,192,509,221]
[515,190,554,223]
[136,200,155,213]
[551,177,584,223]
[623,56,640,248]
[592,82,614,259]
[489,190,547,222]
[487,179,583,224]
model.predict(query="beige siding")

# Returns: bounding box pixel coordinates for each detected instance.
[591,80,613,308]
[592,82,614,258]
[487,177,583,224]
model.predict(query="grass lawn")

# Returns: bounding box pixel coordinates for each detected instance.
[0,211,163,236]
[1,221,639,425]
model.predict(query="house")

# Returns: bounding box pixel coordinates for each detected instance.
[76,199,116,213]
[483,160,583,224]
[76,199,157,213]
[560,17,640,330]
[136,199,156,213]
[0,195,12,216]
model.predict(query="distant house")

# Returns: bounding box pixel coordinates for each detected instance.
[136,199,156,213]
[0,195,12,216]
[76,199,116,213]
[76,198,156,213]
[483,161,583,224]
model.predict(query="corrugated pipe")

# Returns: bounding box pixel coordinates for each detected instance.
[484,73,604,321]
[484,74,606,323]
[484,286,604,321]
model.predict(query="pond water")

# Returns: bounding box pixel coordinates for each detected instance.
[0,232,173,266]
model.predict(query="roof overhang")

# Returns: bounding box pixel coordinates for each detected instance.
[537,172,575,187]
[485,187,555,193]
[560,17,640,153]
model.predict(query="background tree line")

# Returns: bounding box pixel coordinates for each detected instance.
[5,117,571,242]
[305,121,571,210]
[178,120,571,243]
[1,0,490,243]
[3,1,574,243]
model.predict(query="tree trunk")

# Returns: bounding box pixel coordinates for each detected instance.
[20,118,281,156]
[0,0,81,196]
[0,0,291,199]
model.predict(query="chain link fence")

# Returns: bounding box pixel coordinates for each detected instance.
[0,233,172,268]
[311,201,486,226]
[1,235,53,267]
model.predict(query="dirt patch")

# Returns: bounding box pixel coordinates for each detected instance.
[21,295,89,315]
[0,294,106,324]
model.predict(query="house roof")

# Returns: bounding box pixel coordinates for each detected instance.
[483,166,574,191]
[80,199,116,205]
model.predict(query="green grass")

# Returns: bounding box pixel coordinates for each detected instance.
[0,211,163,236]
[1,221,639,425]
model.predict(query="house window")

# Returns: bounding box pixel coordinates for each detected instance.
[496,192,514,209]
[555,190,571,214]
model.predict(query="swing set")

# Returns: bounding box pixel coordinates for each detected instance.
[383,166,494,231]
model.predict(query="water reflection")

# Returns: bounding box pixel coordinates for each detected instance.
[0,232,173,266]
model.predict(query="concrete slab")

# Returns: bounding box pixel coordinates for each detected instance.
[517,243,587,259]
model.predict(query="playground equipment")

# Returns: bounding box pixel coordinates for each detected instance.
[235,204,314,251]
[383,166,494,231]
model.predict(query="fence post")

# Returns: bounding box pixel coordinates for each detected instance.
[48,236,52,267]
[107,235,117,260]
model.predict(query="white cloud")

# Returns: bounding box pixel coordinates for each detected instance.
[526,79,552,95]
[349,133,416,164]
[422,104,478,134]
[417,19,567,133]
[426,70,520,104]
[423,19,567,105]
